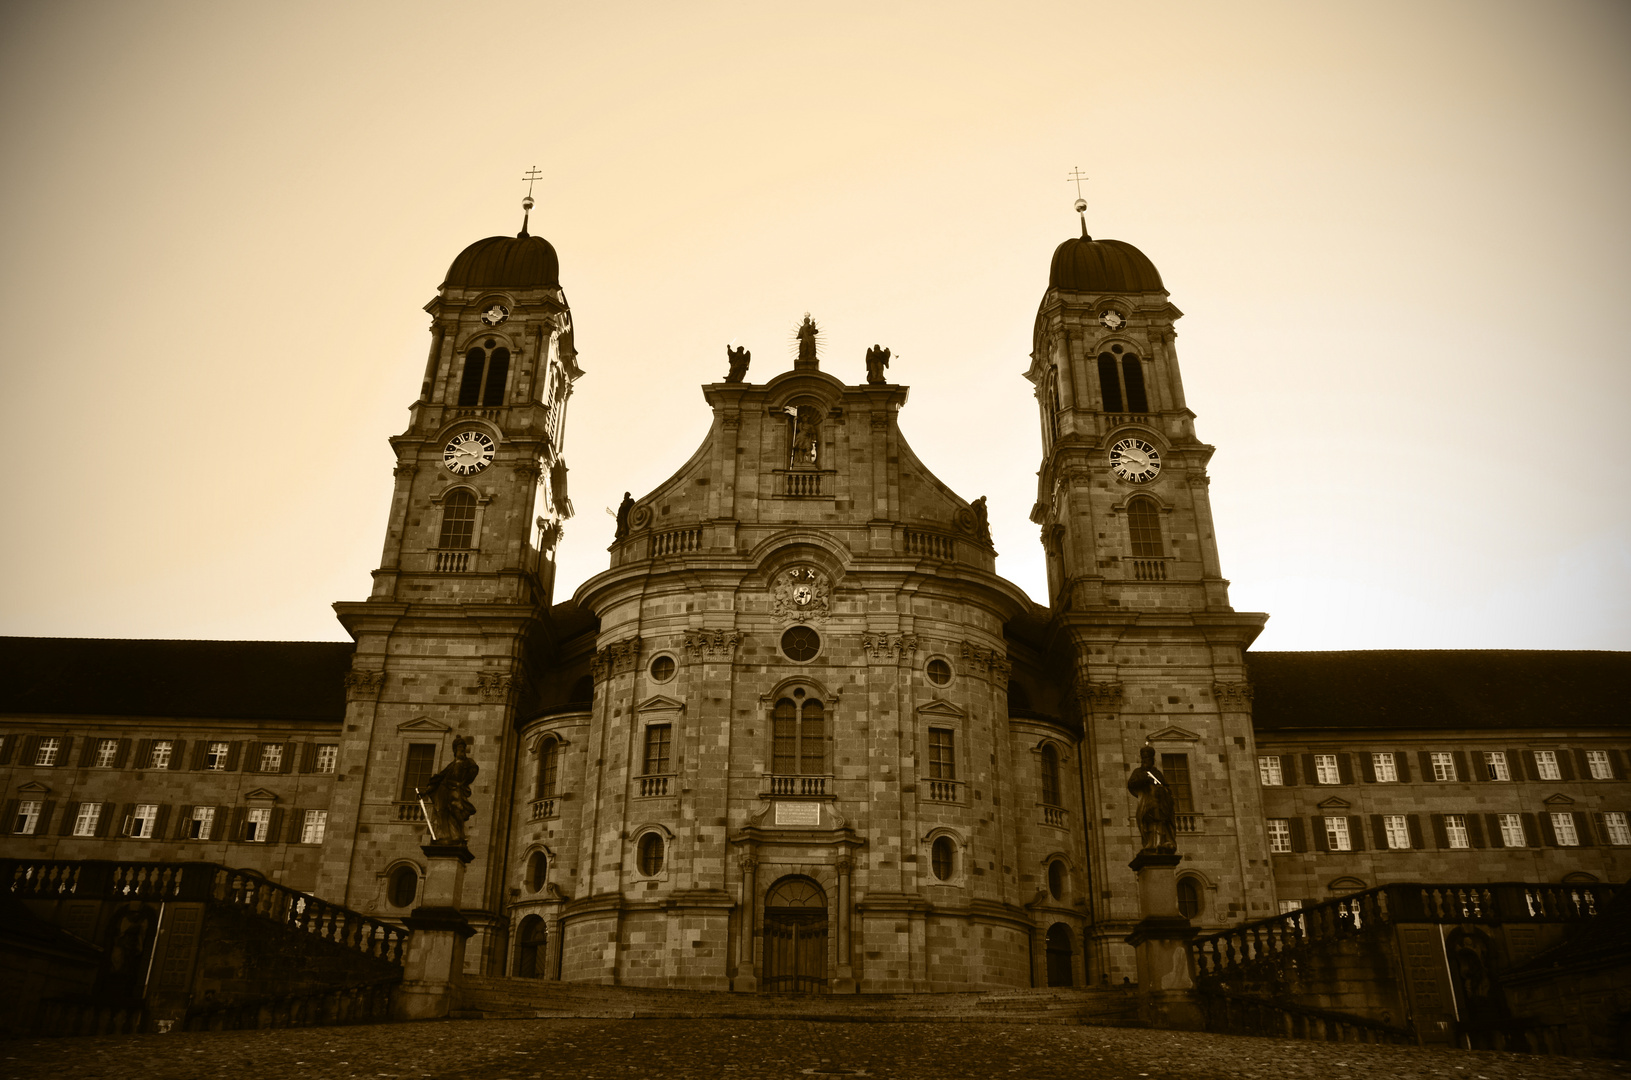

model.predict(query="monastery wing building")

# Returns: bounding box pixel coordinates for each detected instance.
[2,212,1628,1001]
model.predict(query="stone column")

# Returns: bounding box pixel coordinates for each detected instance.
[394,843,476,1020]
[735,852,757,991]
[833,856,855,992]
[1124,851,1203,1030]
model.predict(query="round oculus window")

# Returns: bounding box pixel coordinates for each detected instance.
[649,655,676,682]
[926,658,952,685]
[526,850,548,893]
[781,625,820,662]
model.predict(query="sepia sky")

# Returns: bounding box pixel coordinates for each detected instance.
[1,1,1627,651]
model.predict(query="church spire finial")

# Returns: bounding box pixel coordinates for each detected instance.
[1067,166,1092,241]
[519,165,543,238]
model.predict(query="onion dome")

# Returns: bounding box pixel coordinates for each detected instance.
[442,233,560,290]
[1047,233,1164,293]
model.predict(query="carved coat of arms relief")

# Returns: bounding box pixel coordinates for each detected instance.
[771,567,831,623]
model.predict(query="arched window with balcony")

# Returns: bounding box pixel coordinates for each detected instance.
[1127,495,1162,558]
[536,738,559,800]
[773,691,825,776]
[438,489,478,549]
[1040,743,1062,807]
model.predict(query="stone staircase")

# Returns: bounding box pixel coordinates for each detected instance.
[455,976,1141,1025]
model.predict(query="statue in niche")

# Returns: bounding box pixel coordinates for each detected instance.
[418,735,480,845]
[865,344,891,384]
[725,344,750,383]
[971,496,991,544]
[614,492,634,539]
[795,314,819,367]
[1127,744,1178,855]
[790,406,820,467]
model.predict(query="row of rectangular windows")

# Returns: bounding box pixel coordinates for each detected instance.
[1258,749,1625,787]
[1266,810,1631,853]
[2,735,336,774]
[6,798,328,844]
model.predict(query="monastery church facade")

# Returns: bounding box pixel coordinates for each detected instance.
[2,212,1627,995]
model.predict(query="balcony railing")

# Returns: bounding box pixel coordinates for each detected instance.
[530,797,557,821]
[1176,813,1199,833]
[394,802,424,823]
[1130,558,1168,581]
[903,530,956,560]
[1042,805,1068,828]
[768,774,828,797]
[778,470,833,497]
[638,775,671,797]
[925,779,963,802]
[651,528,702,557]
[434,549,472,573]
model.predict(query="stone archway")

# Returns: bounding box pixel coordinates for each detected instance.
[516,914,546,978]
[763,876,828,993]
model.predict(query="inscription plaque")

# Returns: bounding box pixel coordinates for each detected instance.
[774,801,821,826]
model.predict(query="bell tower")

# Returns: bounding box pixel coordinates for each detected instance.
[320,192,580,972]
[1027,199,1274,980]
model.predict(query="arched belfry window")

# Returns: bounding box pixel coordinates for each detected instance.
[457,341,512,407]
[438,489,478,548]
[772,689,825,775]
[1097,347,1149,413]
[1127,495,1162,558]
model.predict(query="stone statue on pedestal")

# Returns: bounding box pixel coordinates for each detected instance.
[725,344,750,383]
[1127,744,1178,855]
[418,735,479,844]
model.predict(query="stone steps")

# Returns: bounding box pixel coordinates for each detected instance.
[455,975,1141,1025]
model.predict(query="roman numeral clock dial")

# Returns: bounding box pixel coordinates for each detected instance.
[443,431,495,476]
[1109,438,1161,483]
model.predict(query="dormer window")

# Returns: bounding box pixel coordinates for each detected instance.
[1096,347,1149,413]
[457,341,511,407]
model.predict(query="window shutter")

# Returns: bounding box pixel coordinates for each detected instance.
[1370,814,1386,847]
[1573,749,1592,779]
[2,799,17,833]
[1281,755,1298,786]
[1336,754,1354,785]
[1521,812,1541,847]
[57,737,75,765]
[1593,812,1608,846]
[58,801,79,836]
[1395,752,1411,783]
[1407,814,1424,850]
[225,741,243,771]
[268,808,286,843]
[78,739,99,767]
[1418,751,1434,781]
[1452,751,1470,782]
[1485,814,1504,849]
[216,805,233,840]
[1360,754,1376,783]
[229,807,247,842]
[134,739,152,770]
[299,743,317,774]
[1539,812,1558,847]
[1289,818,1306,852]
[1608,749,1626,780]
[20,736,39,766]
[280,741,297,774]
[38,800,57,834]
[1556,751,1575,781]
[1312,817,1329,852]
[1430,813,1448,849]
[1506,748,1528,781]
[190,741,208,770]
[1301,754,1317,785]
[0,736,12,765]
[94,802,115,837]
[154,804,172,839]
[1348,816,1365,851]
[112,739,131,768]
[118,802,137,837]
[170,739,187,769]
[1574,811,1595,847]
[1467,814,1486,849]
[175,805,194,840]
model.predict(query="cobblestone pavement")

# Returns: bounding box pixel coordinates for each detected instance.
[3,1020,1627,1080]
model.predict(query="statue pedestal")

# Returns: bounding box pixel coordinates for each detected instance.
[1124,851,1203,1031]
[394,843,476,1021]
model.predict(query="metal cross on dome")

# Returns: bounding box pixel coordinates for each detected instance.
[522,166,543,197]
[1067,166,1089,199]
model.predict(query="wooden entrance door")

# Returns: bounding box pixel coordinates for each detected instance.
[1045,923,1074,987]
[763,876,828,993]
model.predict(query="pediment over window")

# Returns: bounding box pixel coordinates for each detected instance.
[637,695,686,714]
[16,780,51,795]
[917,699,966,720]
[1327,876,1367,893]
[397,716,451,734]
[1316,796,1351,810]
[1148,725,1201,742]
[1544,792,1575,806]
[242,788,280,804]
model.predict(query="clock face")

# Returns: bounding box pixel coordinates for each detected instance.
[480,305,509,326]
[1099,310,1125,331]
[443,431,496,475]
[1109,438,1161,483]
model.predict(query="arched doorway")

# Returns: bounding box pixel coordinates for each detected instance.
[516,914,546,979]
[1045,923,1073,987]
[763,876,828,993]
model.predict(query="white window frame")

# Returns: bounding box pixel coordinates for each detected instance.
[128,804,159,839]
[1586,750,1612,780]
[1482,751,1510,781]
[1534,750,1561,781]
[1604,812,1631,847]
[1372,752,1398,782]
[14,800,42,835]
[1324,816,1351,851]
[35,737,60,767]
[258,743,283,772]
[1384,815,1410,850]
[149,741,173,770]
[1430,751,1456,782]
[1498,814,1525,847]
[315,744,338,774]
[1258,756,1283,786]
[1277,899,1304,914]
[1444,813,1470,849]
[95,739,119,768]
[1314,754,1340,785]
[1266,818,1291,853]
[1551,812,1579,847]
[206,741,230,770]
[245,807,273,842]
[300,810,328,845]
[72,803,101,837]
[190,806,216,840]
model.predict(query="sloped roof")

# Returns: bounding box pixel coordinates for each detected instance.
[0,637,353,723]
[1248,650,1631,732]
